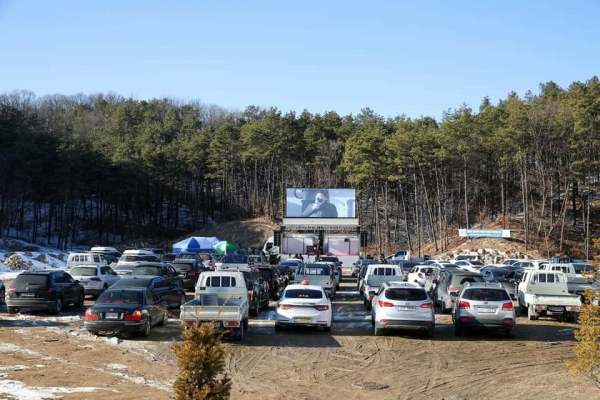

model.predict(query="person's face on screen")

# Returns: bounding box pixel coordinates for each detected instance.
[315,193,328,203]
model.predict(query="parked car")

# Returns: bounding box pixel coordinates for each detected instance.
[170,258,202,290]
[66,252,109,269]
[131,264,183,289]
[454,260,485,273]
[278,259,303,279]
[406,266,440,287]
[241,269,270,316]
[451,282,515,338]
[68,265,120,296]
[276,264,294,286]
[511,260,548,270]
[114,250,163,276]
[173,252,202,269]
[84,287,168,337]
[111,276,187,309]
[371,282,435,338]
[0,278,5,303]
[6,270,85,315]
[360,264,402,295]
[257,266,285,299]
[161,253,177,263]
[497,269,525,300]
[318,256,342,282]
[90,246,122,265]
[198,253,218,270]
[354,259,377,278]
[433,270,484,313]
[500,259,520,266]
[275,282,332,332]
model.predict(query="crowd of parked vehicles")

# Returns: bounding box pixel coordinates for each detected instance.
[2,246,596,342]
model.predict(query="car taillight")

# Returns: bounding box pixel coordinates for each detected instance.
[248,291,254,299]
[124,310,144,321]
[84,309,98,320]
[90,277,101,282]
[39,286,55,293]
[418,272,423,278]
[420,302,433,309]
[502,302,514,311]
[278,303,294,310]
[459,300,471,309]
[188,270,196,276]
[314,305,329,311]
[8,286,16,292]
[378,300,394,307]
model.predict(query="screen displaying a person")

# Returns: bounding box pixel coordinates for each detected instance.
[301,189,338,217]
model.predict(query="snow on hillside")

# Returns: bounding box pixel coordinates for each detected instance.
[0,238,68,280]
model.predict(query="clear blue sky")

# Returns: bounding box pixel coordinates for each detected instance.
[1,0,599,120]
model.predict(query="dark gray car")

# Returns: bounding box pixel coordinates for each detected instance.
[433,270,484,313]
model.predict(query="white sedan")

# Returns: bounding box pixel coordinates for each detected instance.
[406,266,440,287]
[274,283,332,332]
[454,260,485,273]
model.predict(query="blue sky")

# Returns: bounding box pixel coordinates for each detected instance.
[1,1,599,119]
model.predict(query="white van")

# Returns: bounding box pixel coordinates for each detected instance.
[66,252,109,269]
[114,250,163,276]
[90,247,121,264]
[359,264,403,295]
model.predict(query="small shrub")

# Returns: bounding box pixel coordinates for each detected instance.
[4,254,27,270]
[173,322,231,400]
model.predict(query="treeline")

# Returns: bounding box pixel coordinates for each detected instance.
[1,77,599,255]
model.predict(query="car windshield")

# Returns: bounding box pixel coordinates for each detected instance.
[13,274,49,285]
[132,266,162,276]
[573,263,594,273]
[97,290,142,304]
[172,264,192,271]
[462,289,510,301]
[385,288,427,301]
[300,265,330,275]
[470,261,484,266]
[285,289,323,299]
[69,267,97,276]
[222,255,248,263]
[121,256,142,262]
[198,254,213,261]
[176,254,195,259]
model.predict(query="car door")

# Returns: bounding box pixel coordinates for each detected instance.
[53,272,70,302]
[150,277,173,305]
[167,265,182,288]
[63,272,79,303]
[145,289,163,323]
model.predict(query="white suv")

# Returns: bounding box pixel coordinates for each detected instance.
[371,282,435,338]
[69,265,120,296]
[406,265,440,287]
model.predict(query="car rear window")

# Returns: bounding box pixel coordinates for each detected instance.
[222,255,248,263]
[573,263,594,273]
[98,290,142,304]
[462,288,510,301]
[172,264,192,271]
[176,254,195,259]
[299,266,330,275]
[13,274,49,285]
[121,256,141,262]
[451,275,484,286]
[385,288,427,301]
[132,266,162,276]
[285,289,323,299]
[205,276,237,287]
[198,254,213,261]
[113,279,149,288]
[373,267,397,276]
[69,267,97,276]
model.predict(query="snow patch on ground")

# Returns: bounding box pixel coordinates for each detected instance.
[0,379,115,400]
[335,312,370,321]
[107,363,129,370]
[0,365,30,371]
[105,337,123,346]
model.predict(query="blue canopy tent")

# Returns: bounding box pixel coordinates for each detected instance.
[172,237,221,254]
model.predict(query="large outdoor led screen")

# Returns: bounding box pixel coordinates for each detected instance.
[285,188,356,218]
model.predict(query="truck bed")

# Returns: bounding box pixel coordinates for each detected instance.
[180,295,246,322]
[529,293,581,307]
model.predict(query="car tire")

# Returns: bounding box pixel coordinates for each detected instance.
[243,317,249,330]
[159,312,168,326]
[52,297,63,315]
[366,301,371,311]
[235,326,244,341]
[140,318,151,337]
[75,292,85,308]
[528,305,537,321]
[250,300,259,317]
[8,307,18,315]
[374,327,384,336]
[0,287,5,304]
[371,312,375,326]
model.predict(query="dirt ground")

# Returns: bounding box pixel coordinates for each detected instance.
[0,272,597,400]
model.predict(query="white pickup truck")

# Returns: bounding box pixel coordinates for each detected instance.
[215,254,250,271]
[179,271,250,341]
[539,263,594,298]
[517,270,581,322]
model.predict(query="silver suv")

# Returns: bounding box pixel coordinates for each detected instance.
[371,282,435,338]
[451,282,516,338]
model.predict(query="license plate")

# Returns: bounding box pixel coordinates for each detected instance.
[549,307,564,312]
[396,306,415,311]
[20,293,35,297]
[295,318,312,323]
[478,308,496,313]
[105,313,119,319]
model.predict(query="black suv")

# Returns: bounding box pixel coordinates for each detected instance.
[6,270,85,314]
[242,269,270,316]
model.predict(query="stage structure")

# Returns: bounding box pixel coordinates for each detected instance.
[278,188,361,256]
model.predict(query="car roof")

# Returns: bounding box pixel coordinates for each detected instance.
[285,284,323,291]
[386,281,421,288]
[463,282,505,289]
[20,270,60,275]
[106,287,147,292]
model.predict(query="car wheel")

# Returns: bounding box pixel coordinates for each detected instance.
[52,297,63,315]
[8,307,18,315]
[374,327,384,336]
[159,312,168,326]
[235,326,245,341]
[250,300,259,317]
[371,312,375,326]
[528,305,537,321]
[0,287,5,304]
[75,292,85,308]
[454,323,463,336]
[366,301,371,311]
[140,318,151,337]
[243,317,249,330]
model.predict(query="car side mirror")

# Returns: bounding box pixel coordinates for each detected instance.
[74,280,80,284]
[449,292,458,299]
